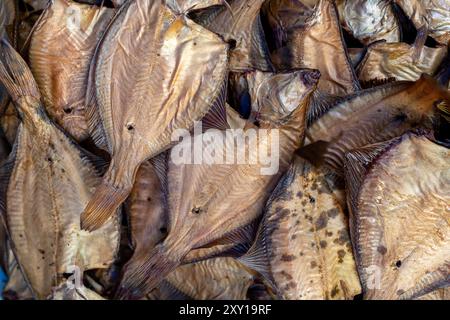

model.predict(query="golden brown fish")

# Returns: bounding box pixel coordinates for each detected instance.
[394,0,450,45]
[0,40,120,299]
[272,0,360,97]
[345,130,449,300]
[29,0,114,141]
[153,258,256,300]
[302,75,450,176]
[194,0,273,72]
[81,0,229,231]
[116,69,320,299]
[357,33,447,82]
[240,156,361,300]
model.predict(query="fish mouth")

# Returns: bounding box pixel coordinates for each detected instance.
[300,69,321,87]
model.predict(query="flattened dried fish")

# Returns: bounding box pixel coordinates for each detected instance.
[357,33,447,82]
[81,0,229,231]
[272,0,360,96]
[29,0,114,141]
[116,69,320,299]
[155,258,255,300]
[345,131,449,300]
[303,76,450,176]
[340,0,400,45]
[0,41,120,299]
[195,0,273,72]
[240,157,361,299]
[394,0,450,45]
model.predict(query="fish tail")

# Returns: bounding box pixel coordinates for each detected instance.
[436,99,450,123]
[81,181,130,232]
[0,39,40,102]
[115,245,181,300]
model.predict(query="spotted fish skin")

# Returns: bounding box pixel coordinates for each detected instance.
[345,131,450,300]
[242,157,361,300]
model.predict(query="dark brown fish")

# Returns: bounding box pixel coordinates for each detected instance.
[116,69,320,299]
[0,40,120,299]
[81,0,229,231]
[240,157,361,299]
[345,131,449,300]
[29,0,114,141]
[194,0,274,72]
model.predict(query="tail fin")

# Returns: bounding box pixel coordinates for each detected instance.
[115,244,181,300]
[0,39,40,102]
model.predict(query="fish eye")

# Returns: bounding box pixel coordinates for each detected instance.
[191,207,202,214]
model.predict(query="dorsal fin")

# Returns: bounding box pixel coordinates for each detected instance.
[201,77,230,131]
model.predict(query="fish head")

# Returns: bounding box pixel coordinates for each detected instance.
[255,68,320,126]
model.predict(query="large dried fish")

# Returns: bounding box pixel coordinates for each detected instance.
[240,157,361,299]
[0,41,120,299]
[302,76,450,176]
[29,0,114,141]
[345,131,449,300]
[339,0,400,45]
[116,69,320,299]
[81,0,229,231]
[394,0,450,45]
[154,258,255,300]
[273,0,360,97]
[357,34,447,82]
[195,0,273,72]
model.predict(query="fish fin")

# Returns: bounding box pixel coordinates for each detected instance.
[0,39,40,102]
[248,15,275,72]
[359,77,397,90]
[80,181,129,231]
[156,280,194,300]
[412,26,428,62]
[201,76,230,131]
[344,140,401,217]
[307,90,346,125]
[149,151,169,194]
[435,99,450,123]
[295,140,330,168]
[116,244,181,300]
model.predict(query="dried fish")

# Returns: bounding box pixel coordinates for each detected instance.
[29,0,114,141]
[0,41,120,299]
[345,131,449,300]
[154,258,255,300]
[240,157,361,299]
[302,76,450,176]
[394,0,450,45]
[116,69,320,299]
[271,0,360,97]
[357,33,448,82]
[81,0,229,231]
[340,0,400,45]
[195,0,273,72]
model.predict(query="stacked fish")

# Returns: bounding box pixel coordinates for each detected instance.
[0,0,448,300]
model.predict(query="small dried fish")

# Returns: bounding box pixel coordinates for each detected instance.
[195,0,274,72]
[271,0,360,97]
[240,157,361,300]
[394,0,450,45]
[81,0,229,231]
[340,0,400,45]
[154,258,255,300]
[345,131,449,300]
[0,40,120,299]
[29,0,114,141]
[302,76,450,176]
[357,33,448,82]
[116,69,320,299]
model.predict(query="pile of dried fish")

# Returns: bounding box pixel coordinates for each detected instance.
[0,0,448,300]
